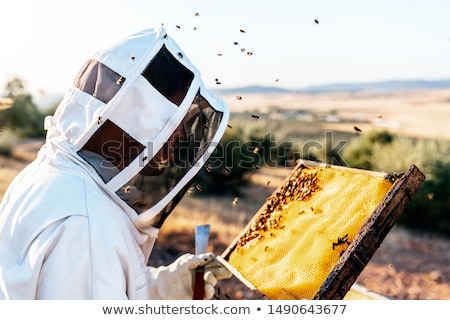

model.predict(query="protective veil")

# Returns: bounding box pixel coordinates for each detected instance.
[0,27,229,299]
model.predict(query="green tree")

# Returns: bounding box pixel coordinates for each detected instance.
[1,77,45,137]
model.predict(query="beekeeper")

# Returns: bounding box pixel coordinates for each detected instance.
[0,27,231,299]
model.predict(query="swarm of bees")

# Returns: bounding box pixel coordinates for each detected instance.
[234,165,319,251]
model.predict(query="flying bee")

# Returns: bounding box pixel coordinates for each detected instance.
[236,95,242,100]
[176,25,181,29]
[251,114,260,120]
[332,233,350,250]
[129,55,135,61]
[97,116,102,125]
[240,48,245,52]
[195,184,203,192]
[187,186,194,195]
[232,197,239,206]
[275,78,279,83]
[194,12,200,16]
[354,126,362,133]
[178,52,183,59]
[240,29,245,33]
[217,53,222,56]
[252,164,260,170]
[142,156,148,162]
[124,185,131,193]
[227,124,233,129]
[315,19,319,24]
[233,42,239,45]
[247,51,253,56]
[253,146,260,154]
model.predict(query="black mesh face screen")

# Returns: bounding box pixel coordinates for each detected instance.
[115,91,223,222]
[74,60,125,103]
[141,45,194,106]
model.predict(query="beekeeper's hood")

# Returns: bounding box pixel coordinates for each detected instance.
[45,27,229,231]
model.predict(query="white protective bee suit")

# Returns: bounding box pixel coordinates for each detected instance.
[0,27,230,299]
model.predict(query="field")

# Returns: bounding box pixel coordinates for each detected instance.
[221,88,450,140]
[1,89,450,299]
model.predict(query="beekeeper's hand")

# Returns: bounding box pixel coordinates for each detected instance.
[148,252,231,300]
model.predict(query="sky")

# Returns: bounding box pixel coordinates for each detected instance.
[1,0,450,99]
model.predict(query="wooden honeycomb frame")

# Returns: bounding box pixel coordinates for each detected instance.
[221,160,425,300]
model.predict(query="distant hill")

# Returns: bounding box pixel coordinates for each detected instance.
[212,79,450,95]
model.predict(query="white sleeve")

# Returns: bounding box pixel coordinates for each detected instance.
[35,215,128,299]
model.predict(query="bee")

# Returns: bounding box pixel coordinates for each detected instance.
[240,48,245,52]
[195,184,203,192]
[187,187,194,195]
[193,27,197,31]
[215,79,221,85]
[232,197,239,206]
[236,95,242,100]
[194,12,200,16]
[246,51,253,56]
[315,19,319,24]
[266,180,271,186]
[217,53,222,56]
[227,124,233,129]
[253,146,260,154]
[240,29,245,33]
[176,25,181,29]
[385,172,405,183]
[354,126,362,133]
[252,164,260,170]
[233,42,239,45]
[275,78,279,83]
[223,166,231,174]
[332,233,350,250]
[116,77,124,85]
[124,185,131,193]
[142,156,148,162]
[129,55,135,61]
[97,116,102,125]
[251,114,260,120]
[377,113,383,119]
[163,33,168,39]
[264,246,269,252]
[178,52,183,59]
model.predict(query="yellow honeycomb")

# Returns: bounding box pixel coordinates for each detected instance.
[227,164,392,299]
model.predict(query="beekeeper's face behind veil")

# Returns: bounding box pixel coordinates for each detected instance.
[47,27,229,232]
